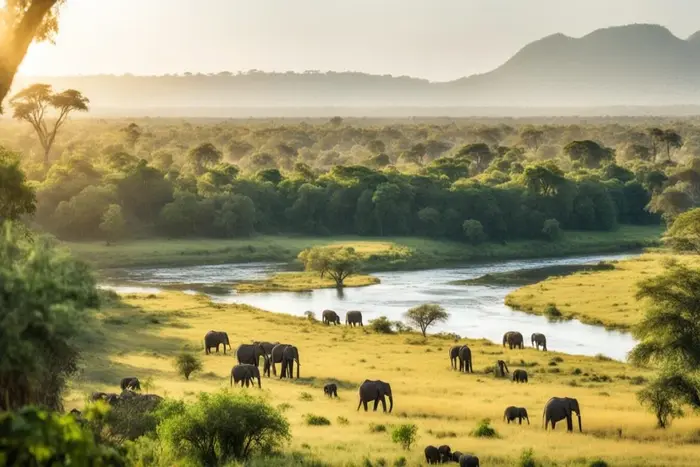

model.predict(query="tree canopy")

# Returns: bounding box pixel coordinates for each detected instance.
[298,246,361,288]
[404,304,449,337]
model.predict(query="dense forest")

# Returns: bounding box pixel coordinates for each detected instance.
[3,115,700,243]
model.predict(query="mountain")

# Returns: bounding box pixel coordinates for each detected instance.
[11,23,700,114]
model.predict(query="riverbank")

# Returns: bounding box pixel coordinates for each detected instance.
[64,224,662,270]
[452,262,615,286]
[234,272,379,293]
[68,291,700,466]
[505,253,700,331]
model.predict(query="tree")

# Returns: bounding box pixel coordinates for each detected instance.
[462,219,486,245]
[648,128,665,160]
[100,204,126,243]
[404,304,449,337]
[121,122,142,149]
[10,84,89,167]
[661,130,682,162]
[391,424,418,451]
[187,143,222,176]
[0,0,64,112]
[663,208,700,253]
[174,353,203,380]
[647,188,694,223]
[523,162,566,196]
[456,143,494,173]
[0,147,35,221]
[563,140,613,169]
[542,218,562,241]
[519,127,544,152]
[298,246,361,288]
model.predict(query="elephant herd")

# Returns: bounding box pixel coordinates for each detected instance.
[321,309,363,326]
[425,445,479,465]
[502,397,582,432]
[89,376,163,409]
[502,331,547,351]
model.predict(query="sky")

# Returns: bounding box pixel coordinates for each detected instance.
[17,0,700,82]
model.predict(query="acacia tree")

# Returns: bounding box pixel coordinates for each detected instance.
[661,130,682,162]
[298,246,361,288]
[404,304,449,337]
[0,0,64,111]
[10,83,89,167]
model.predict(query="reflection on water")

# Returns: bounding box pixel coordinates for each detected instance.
[102,253,637,360]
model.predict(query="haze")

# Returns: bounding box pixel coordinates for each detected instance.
[18,0,700,81]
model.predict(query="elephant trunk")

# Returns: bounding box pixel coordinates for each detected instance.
[388,393,393,413]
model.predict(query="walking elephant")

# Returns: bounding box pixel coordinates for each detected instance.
[438,445,452,463]
[204,330,231,354]
[503,331,524,349]
[322,309,341,325]
[357,380,393,413]
[424,445,440,464]
[543,397,582,432]
[495,360,509,377]
[459,455,480,467]
[449,345,461,370]
[531,333,547,351]
[280,345,300,379]
[324,383,338,398]
[266,343,289,377]
[120,377,140,391]
[236,343,269,369]
[230,364,261,388]
[504,406,530,425]
[512,369,528,383]
[345,310,363,327]
[459,346,473,373]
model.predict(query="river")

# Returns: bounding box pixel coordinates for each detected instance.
[102,253,637,361]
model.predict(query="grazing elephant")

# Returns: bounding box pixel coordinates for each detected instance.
[438,445,452,463]
[230,364,262,388]
[346,310,363,327]
[120,377,141,391]
[424,445,440,464]
[543,397,582,432]
[504,406,530,425]
[357,380,393,413]
[237,343,270,369]
[254,341,279,356]
[267,343,292,377]
[322,309,341,325]
[512,369,528,383]
[459,455,480,467]
[452,451,463,462]
[280,345,301,379]
[459,346,473,373]
[324,383,338,398]
[449,345,461,370]
[495,360,510,377]
[531,333,547,351]
[204,330,231,354]
[503,331,524,349]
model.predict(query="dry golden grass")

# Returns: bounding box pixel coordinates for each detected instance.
[505,253,700,331]
[234,271,379,293]
[68,291,700,466]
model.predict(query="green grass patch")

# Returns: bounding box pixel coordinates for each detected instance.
[234,271,379,293]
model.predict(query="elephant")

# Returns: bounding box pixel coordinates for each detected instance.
[346,310,363,327]
[120,377,141,391]
[504,406,530,425]
[531,333,547,351]
[357,379,393,413]
[280,345,300,379]
[204,330,231,354]
[90,391,107,402]
[230,364,262,388]
[512,369,528,383]
[495,360,509,377]
[424,445,440,464]
[237,343,270,369]
[543,397,582,432]
[438,445,452,463]
[254,341,279,356]
[322,309,341,325]
[503,331,524,349]
[459,455,480,467]
[452,451,463,462]
[324,383,338,398]
[267,343,290,377]
[458,346,473,373]
[449,346,461,370]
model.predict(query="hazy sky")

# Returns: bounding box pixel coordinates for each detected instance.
[18,0,700,81]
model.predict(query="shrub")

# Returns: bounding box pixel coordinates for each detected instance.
[595,354,613,361]
[393,457,407,467]
[299,392,313,401]
[304,414,331,426]
[391,424,418,450]
[369,423,387,433]
[589,460,609,467]
[542,218,562,241]
[337,416,349,425]
[470,418,498,438]
[174,352,203,380]
[157,391,290,464]
[572,368,582,375]
[304,311,317,322]
[519,448,537,467]
[370,316,394,334]
[544,303,562,320]
[463,219,487,245]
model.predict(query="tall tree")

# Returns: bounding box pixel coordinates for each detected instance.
[563,140,613,169]
[10,84,89,167]
[648,128,664,160]
[404,304,449,337]
[661,130,682,162]
[0,0,64,111]
[0,147,35,221]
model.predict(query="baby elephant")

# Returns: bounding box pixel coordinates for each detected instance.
[504,406,530,425]
[459,454,480,467]
[323,383,338,398]
[120,377,141,391]
[424,445,440,464]
[437,445,451,463]
[512,369,528,383]
[452,451,463,462]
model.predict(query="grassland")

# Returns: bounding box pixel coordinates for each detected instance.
[505,253,700,330]
[234,272,379,293]
[68,290,700,467]
[65,225,662,271]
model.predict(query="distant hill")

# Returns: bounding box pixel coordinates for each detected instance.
[12,24,700,115]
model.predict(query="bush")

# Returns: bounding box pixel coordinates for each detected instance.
[304,311,317,322]
[304,414,331,426]
[174,352,203,380]
[589,460,609,467]
[299,392,313,401]
[519,448,537,467]
[369,423,387,433]
[544,303,562,320]
[462,219,487,245]
[337,416,349,425]
[542,218,562,241]
[391,424,418,450]
[157,391,290,464]
[393,457,407,467]
[370,316,394,334]
[470,418,498,438]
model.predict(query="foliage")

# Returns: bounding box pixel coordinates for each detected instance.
[0,221,99,411]
[541,218,562,241]
[368,423,387,433]
[299,246,361,287]
[390,424,417,451]
[0,405,124,466]
[370,316,395,334]
[157,391,290,465]
[663,208,700,253]
[637,373,700,428]
[90,398,161,446]
[100,204,126,243]
[518,448,538,467]
[470,418,498,438]
[304,414,331,426]
[174,352,203,380]
[404,304,449,337]
[462,219,487,245]
[589,460,609,467]
[0,146,35,221]
[544,303,563,320]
